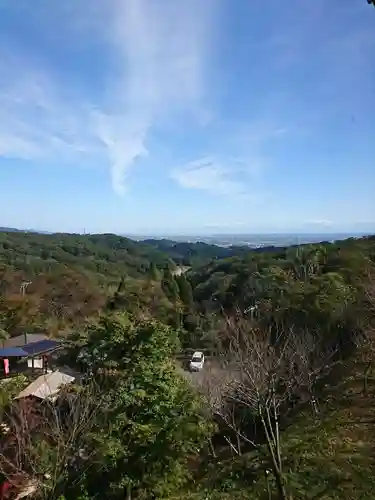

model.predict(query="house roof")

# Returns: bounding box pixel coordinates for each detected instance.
[21,339,62,357]
[2,333,49,349]
[0,347,28,357]
[0,340,62,359]
[15,370,75,400]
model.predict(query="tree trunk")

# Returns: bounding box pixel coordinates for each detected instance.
[208,437,217,458]
[266,439,287,500]
[261,412,287,500]
[363,361,372,396]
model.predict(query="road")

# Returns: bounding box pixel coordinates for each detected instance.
[176,357,238,401]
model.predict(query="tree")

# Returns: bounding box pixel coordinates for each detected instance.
[161,267,179,303]
[0,312,8,344]
[149,262,161,281]
[64,313,212,499]
[0,381,104,500]
[117,276,126,293]
[175,274,194,308]
[203,316,335,500]
[353,266,375,395]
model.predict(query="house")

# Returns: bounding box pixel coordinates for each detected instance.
[22,339,63,371]
[15,370,75,401]
[0,339,62,377]
[0,347,29,377]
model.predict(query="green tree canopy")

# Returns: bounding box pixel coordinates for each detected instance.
[63,313,212,499]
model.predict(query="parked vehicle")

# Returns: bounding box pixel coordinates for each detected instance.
[189,351,205,372]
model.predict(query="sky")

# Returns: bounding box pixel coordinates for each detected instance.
[0,0,374,236]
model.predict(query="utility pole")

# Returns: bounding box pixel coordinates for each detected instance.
[19,281,32,345]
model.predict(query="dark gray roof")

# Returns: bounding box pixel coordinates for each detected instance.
[0,347,27,357]
[21,340,62,357]
[2,333,48,349]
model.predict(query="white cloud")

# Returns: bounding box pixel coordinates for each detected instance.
[0,46,105,170]
[0,0,216,193]
[305,219,333,227]
[170,157,253,197]
[94,0,216,193]
[203,221,246,228]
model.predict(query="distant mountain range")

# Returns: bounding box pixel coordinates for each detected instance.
[140,233,375,266]
[137,232,371,249]
[0,227,52,234]
[0,227,25,232]
[1,227,372,250]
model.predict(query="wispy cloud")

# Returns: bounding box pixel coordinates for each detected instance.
[1,0,373,203]
[304,219,333,227]
[170,156,265,199]
[0,56,102,164]
[94,0,216,193]
[203,220,246,228]
[0,0,216,193]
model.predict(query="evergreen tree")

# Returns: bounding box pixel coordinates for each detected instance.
[175,274,193,307]
[162,267,179,302]
[149,262,161,281]
[117,276,126,293]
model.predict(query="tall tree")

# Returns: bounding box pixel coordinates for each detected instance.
[149,262,161,281]
[175,274,194,308]
[203,316,335,500]
[161,267,179,302]
[64,313,212,500]
[117,276,126,294]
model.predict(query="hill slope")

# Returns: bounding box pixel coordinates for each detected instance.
[142,238,250,266]
[0,231,176,335]
[189,235,375,310]
[176,344,375,499]
[0,231,174,279]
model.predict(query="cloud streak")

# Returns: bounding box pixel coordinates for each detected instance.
[1,0,373,204]
[170,156,266,200]
[0,56,101,164]
[170,158,245,196]
[95,0,215,193]
[0,0,216,193]
[305,219,333,227]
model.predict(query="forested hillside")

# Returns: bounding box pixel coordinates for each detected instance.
[142,238,250,266]
[1,231,375,499]
[191,235,375,317]
[1,230,374,343]
[0,231,174,277]
[0,231,252,336]
[0,231,176,335]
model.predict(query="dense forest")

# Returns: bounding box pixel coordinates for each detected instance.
[142,238,250,266]
[0,231,175,278]
[1,230,375,499]
[0,231,250,336]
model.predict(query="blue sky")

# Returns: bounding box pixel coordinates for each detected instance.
[0,0,374,235]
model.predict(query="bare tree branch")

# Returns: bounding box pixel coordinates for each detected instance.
[0,380,107,499]
[200,314,338,500]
